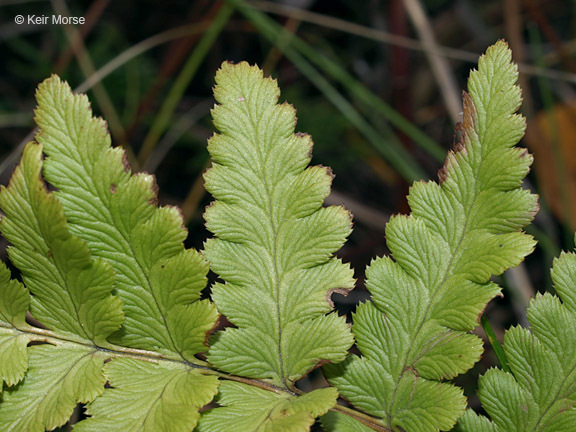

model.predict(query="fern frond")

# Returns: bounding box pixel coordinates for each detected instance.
[0,43,554,432]
[202,61,354,421]
[456,237,576,431]
[0,142,118,430]
[74,358,218,432]
[324,41,538,431]
[0,263,29,388]
[34,76,218,359]
[0,77,220,431]
[198,381,337,431]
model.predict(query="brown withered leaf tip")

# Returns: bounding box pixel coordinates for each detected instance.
[323,165,335,182]
[438,91,477,184]
[121,151,131,174]
[147,175,160,206]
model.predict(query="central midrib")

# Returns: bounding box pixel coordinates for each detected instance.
[386,222,469,427]
[22,162,91,342]
[243,93,289,389]
[264,169,287,388]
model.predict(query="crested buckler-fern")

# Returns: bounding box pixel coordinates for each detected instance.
[323,41,538,431]
[198,61,355,430]
[455,236,576,431]
[0,41,573,431]
[0,77,220,431]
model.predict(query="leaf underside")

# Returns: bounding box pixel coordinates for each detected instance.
[34,76,217,359]
[0,140,121,427]
[198,381,337,432]
[203,61,354,393]
[0,76,220,431]
[0,345,106,432]
[0,261,29,388]
[321,411,374,432]
[0,43,557,432]
[456,241,576,431]
[75,358,219,432]
[0,142,123,345]
[324,40,538,431]
[201,61,355,428]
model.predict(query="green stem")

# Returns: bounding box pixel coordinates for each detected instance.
[480,314,511,374]
[2,321,385,430]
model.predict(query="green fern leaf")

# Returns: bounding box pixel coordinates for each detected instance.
[0,262,29,388]
[321,412,375,431]
[0,141,123,428]
[0,76,220,431]
[0,261,28,328]
[74,358,218,432]
[456,239,576,431]
[324,41,538,431]
[454,410,497,431]
[203,61,355,390]
[198,381,337,431]
[0,327,28,390]
[34,76,218,359]
[0,345,107,432]
[0,142,124,343]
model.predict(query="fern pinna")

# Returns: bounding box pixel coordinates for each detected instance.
[0,63,353,429]
[322,41,538,431]
[198,62,355,430]
[456,237,576,431]
[0,41,573,432]
[0,77,219,431]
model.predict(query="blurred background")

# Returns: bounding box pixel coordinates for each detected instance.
[1,0,575,418]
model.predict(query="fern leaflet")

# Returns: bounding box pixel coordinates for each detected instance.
[0,78,219,431]
[324,41,539,431]
[35,77,218,358]
[456,236,576,431]
[0,141,119,430]
[199,381,338,431]
[201,61,354,427]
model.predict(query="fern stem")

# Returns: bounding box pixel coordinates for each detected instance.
[2,321,297,393]
[3,321,394,426]
[331,405,391,432]
[3,322,167,360]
